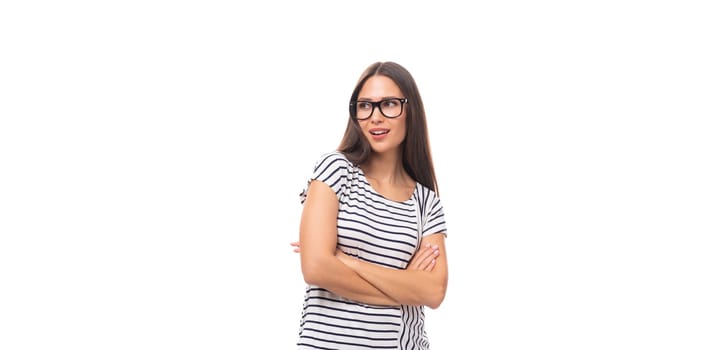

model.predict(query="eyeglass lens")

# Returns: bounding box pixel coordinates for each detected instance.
[355,99,404,120]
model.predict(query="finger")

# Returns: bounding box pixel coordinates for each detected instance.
[410,245,438,270]
[291,241,301,253]
[408,246,430,269]
[420,247,440,270]
[415,248,435,269]
[419,248,439,270]
[412,243,433,262]
[424,258,436,272]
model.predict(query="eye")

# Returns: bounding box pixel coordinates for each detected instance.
[357,101,372,110]
[382,99,400,108]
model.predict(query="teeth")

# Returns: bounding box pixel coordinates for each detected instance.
[371,130,388,135]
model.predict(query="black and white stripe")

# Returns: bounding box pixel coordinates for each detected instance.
[297,152,447,350]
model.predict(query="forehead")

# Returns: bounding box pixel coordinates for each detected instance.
[358,75,402,98]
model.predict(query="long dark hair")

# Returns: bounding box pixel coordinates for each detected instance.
[338,61,439,194]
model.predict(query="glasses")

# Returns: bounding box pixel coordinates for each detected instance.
[351,98,408,120]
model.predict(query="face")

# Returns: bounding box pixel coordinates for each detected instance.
[356,75,407,156]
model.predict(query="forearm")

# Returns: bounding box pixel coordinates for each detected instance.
[337,234,449,308]
[346,258,446,308]
[302,254,399,306]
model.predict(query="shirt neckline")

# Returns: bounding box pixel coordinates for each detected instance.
[358,167,417,205]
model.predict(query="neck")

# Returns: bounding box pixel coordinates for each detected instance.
[362,149,409,185]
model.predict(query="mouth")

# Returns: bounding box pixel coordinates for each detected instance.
[369,128,390,136]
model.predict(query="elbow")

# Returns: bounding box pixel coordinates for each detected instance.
[300,249,339,286]
[425,283,447,309]
[301,260,326,286]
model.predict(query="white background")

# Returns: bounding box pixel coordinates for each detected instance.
[1,1,726,349]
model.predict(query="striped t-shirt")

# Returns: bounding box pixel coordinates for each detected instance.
[297,151,447,350]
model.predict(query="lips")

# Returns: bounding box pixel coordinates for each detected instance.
[369,128,390,141]
[368,128,390,141]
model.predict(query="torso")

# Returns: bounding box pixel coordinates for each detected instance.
[298,152,445,350]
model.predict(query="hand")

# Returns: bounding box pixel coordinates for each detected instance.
[407,243,439,272]
[290,241,300,253]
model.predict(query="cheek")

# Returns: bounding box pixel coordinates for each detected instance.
[399,118,408,137]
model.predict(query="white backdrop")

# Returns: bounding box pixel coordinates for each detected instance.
[1,1,726,349]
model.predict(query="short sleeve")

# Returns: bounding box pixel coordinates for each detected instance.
[299,152,352,204]
[421,189,447,237]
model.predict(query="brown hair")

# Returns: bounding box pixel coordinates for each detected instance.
[337,61,439,194]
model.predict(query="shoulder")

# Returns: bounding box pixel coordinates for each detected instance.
[304,151,357,201]
[415,183,440,204]
[317,151,350,163]
[313,151,353,171]
[414,182,445,214]
[309,151,356,185]
[415,183,448,235]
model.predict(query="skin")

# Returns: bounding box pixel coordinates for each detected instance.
[294,75,449,309]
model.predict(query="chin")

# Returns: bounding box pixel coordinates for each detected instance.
[369,143,400,155]
[364,132,405,155]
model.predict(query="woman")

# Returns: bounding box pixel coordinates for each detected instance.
[294,61,448,349]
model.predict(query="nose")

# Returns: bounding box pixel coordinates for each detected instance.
[370,106,385,123]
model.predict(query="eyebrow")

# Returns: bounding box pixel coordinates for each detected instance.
[356,96,402,101]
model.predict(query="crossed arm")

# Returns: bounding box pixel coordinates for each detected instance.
[296,180,449,309]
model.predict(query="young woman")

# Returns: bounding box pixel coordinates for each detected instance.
[294,61,448,349]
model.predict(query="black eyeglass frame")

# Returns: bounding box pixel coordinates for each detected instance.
[349,97,408,121]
